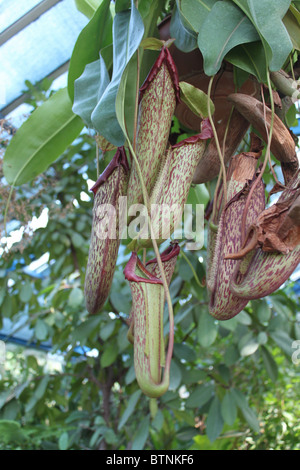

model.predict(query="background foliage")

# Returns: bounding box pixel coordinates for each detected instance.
[0,0,300,451]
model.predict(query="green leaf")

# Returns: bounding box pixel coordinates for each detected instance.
[115,55,138,146]
[226,41,268,82]
[58,431,69,450]
[72,315,102,343]
[0,420,27,444]
[253,299,272,324]
[198,1,260,76]
[261,345,278,382]
[140,37,166,51]
[91,0,144,146]
[170,2,198,53]
[224,344,240,366]
[19,281,33,303]
[206,396,224,442]
[68,287,84,308]
[197,311,218,348]
[74,0,102,18]
[3,88,84,186]
[73,56,110,129]
[99,322,115,341]
[232,388,260,432]
[34,319,48,341]
[270,330,294,356]
[131,416,150,450]
[179,81,215,119]
[118,389,142,430]
[35,376,50,400]
[174,343,197,362]
[68,0,112,102]
[283,6,300,50]
[100,342,119,368]
[179,0,217,33]
[232,0,293,71]
[169,360,182,390]
[187,183,210,207]
[185,383,214,408]
[221,390,237,425]
[238,332,259,357]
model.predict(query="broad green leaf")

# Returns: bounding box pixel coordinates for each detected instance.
[197,311,218,348]
[34,319,48,341]
[185,383,214,408]
[224,344,240,366]
[169,360,182,390]
[99,321,115,341]
[227,41,267,84]
[115,55,138,146]
[206,396,224,442]
[151,408,164,431]
[252,299,272,324]
[110,290,131,315]
[198,1,260,76]
[73,56,110,128]
[25,377,49,413]
[2,295,12,318]
[257,331,268,345]
[118,389,142,430]
[270,330,294,356]
[0,420,27,444]
[58,431,69,450]
[221,390,237,425]
[35,376,50,400]
[232,0,293,71]
[72,315,102,343]
[283,6,300,50]
[19,281,33,303]
[174,343,197,362]
[100,342,119,368]
[68,287,84,308]
[187,183,210,207]
[179,0,217,32]
[3,88,84,186]
[68,0,112,102]
[170,3,198,52]
[91,0,144,146]
[131,416,150,450]
[179,81,215,119]
[238,332,259,357]
[232,388,260,432]
[74,0,102,18]
[140,37,166,50]
[261,345,278,382]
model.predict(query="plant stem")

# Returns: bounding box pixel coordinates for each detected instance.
[207,75,228,203]
[133,48,140,153]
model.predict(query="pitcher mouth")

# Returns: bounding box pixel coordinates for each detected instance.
[123,252,163,285]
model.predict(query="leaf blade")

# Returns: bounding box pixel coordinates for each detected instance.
[91,0,144,146]
[198,1,260,76]
[68,0,113,102]
[3,88,83,186]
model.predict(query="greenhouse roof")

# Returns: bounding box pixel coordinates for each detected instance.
[0,0,88,117]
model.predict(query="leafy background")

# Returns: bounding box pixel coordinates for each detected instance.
[0,0,300,450]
